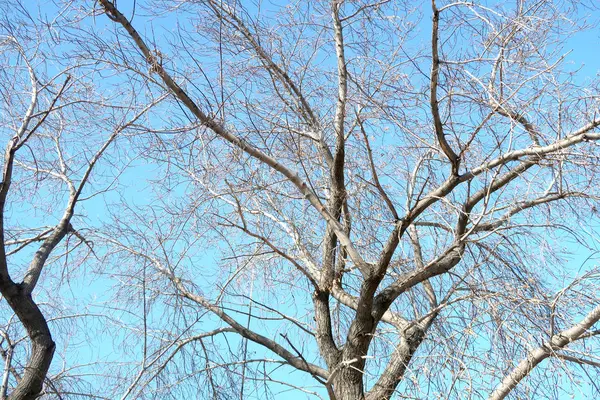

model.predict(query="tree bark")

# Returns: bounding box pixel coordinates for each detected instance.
[332,369,365,400]
[0,282,55,400]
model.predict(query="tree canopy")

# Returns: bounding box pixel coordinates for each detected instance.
[1,0,600,399]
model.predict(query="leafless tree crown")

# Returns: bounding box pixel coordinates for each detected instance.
[1,0,600,399]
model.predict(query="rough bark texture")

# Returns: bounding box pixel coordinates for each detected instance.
[333,372,365,400]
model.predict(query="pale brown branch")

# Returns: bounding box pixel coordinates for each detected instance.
[488,304,600,400]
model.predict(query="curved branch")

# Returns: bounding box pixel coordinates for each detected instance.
[488,304,600,400]
[431,0,460,175]
[172,275,330,381]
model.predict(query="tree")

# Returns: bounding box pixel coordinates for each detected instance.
[3,0,600,398]
[0,3,164,398]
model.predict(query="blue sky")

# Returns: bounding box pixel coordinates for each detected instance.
[2,0,600,399]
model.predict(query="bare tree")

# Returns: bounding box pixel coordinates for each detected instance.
[0,3,166,398]
[3,0,600,398]
[90,0,600,399]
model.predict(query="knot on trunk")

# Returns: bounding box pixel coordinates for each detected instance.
[404,325,425,350]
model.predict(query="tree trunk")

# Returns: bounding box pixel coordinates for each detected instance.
[333,370,365,400]
[0,282,55,400]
